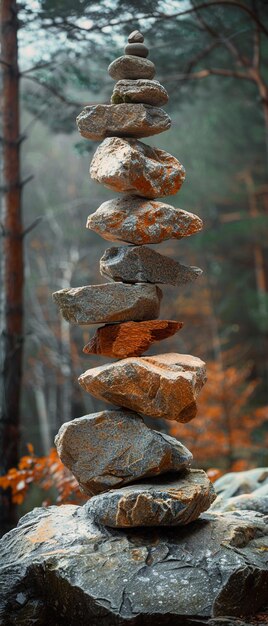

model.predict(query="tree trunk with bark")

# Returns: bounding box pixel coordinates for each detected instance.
[0,0,22,533]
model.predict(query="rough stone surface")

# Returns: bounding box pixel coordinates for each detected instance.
[83,320,183,358]
[1,505,268,625]
[212,468,268,514]
[88,470,215,528]
[100,245,203,285]
[78,353,206,422]
[111,79,169,106]
[89,137,186,199]
[55,409,192,496]
[87,197,202,245]
[52,283,162,325]
[108,55,155,80]
[214,467,268,499]
[77,104,171,141]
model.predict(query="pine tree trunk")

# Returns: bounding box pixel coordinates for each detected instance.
[0,0,22,533]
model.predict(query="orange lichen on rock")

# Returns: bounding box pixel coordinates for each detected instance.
[87,196,202,245]
[89,137,185,199]
[83,320,183,358]
[78,353,206,422]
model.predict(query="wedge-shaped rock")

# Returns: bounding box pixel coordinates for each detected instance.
[111,79,169,106]
[87,197,202,245]
[83,320,183,358]
[108,55,155,80]
[77,104,171,140]
[89,137,185,199]
[100,245,203,285]
[55,410,192,496]
[78,353,206,422]
[87,470,215,527]
[53,283,162,325]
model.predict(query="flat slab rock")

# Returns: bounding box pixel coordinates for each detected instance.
[89,137,186,199]
[78,353,206,422]
[100,245,203,284]
[88,470,216,528]
[111,79,169,106]
[77,103,171,140]
[1,506,268,626]
[108,55,156,80]
[55,409,192,496]
[52,282,162,325]
[87,196,202,245]
[83,320,183,358]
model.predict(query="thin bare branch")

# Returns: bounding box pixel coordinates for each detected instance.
[253,26,261,70]
[40,2,268,38]
[21,60,57,75]
[185,40,219,74]
[162,67,253,81]
[191,0,250,67]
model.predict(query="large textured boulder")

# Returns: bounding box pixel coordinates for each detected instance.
[52,283,162,325]
[87,196,202,245]
[55,410,192,496]
[83,320,183,358]
[77,104,170,140]
[108,55,155,80]
[111,79,169,106]
[1,505,268,625]
[78,353,206,422]
[89,137,186,198]
[87,470,215,528]
[100,245,203,285]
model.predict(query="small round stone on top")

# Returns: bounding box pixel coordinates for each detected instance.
[125,30,148,57]
[128,30,144,43]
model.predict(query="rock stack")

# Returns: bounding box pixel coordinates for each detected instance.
[53,30,216,528]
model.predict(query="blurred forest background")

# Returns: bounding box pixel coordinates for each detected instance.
[1,0,268,530]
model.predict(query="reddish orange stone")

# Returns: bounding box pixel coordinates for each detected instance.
[83,320,183,358]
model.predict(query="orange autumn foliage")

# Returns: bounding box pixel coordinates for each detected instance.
[170,359,268,469]
[0,444,86,506]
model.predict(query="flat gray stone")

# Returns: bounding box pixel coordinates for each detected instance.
[108,55,155,80]
[111,79,169,106]
[52,283,162,325]
[100,245,203,285]
[89,137,186,199]
[1,505,268,625]
[87,196,202,245]
[77,103,171,141]
[78,353,206,422]
[55,409,192,496]
[87,470,216,528]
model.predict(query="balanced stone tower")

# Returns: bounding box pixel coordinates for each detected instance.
[53,30,216,528]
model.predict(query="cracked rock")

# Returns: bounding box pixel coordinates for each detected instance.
[100,245,203,285]
[89,137,186,199]
[83,320,183,358]
[87,196,202,245]
[55,409,192,496]
[1,505,268,625]
[52,282,162,325]
[78,353,206,422]
[77,103,170,140]
[111,79,169,106]
[87,469,216,527]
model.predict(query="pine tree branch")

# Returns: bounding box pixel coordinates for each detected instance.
[23,75,80,107]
